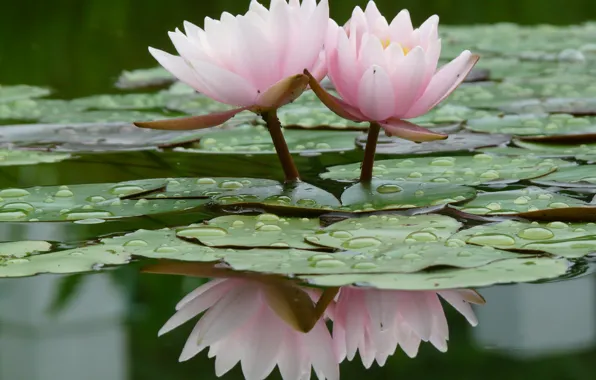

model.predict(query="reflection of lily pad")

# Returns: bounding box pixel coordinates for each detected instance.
[450,219,596,258]
[301,257,569,290]
[340,180,476,212]
[0,179,208,222]
[0,150,72,166]
[457,187,587,216]
[305,214,462,252]
[531,165,596,188]
[178,214,321,250]
[225,244,522,276]
[321,154,565,185]
[187,124,360,154]
[466,113,596,137]
[357,133,510,155]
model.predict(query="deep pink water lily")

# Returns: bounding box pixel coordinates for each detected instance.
[328,287,484,367]
[308,1,479,142]
[137,0,329,131]
[159,278,339,380]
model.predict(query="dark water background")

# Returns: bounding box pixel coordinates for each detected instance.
[0,1,595,379]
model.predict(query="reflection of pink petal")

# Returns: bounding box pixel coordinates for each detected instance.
[305,69,366,122]
[134,107,249,130]
[380,118,447,142]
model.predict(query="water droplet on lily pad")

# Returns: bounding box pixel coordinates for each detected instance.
[376,184,403,194]
[178,227,228,238]
[256,214,280,222]
[351,262,379,270]
[110,185,144,196]
[196,178,217,185]
[65,211,114,221]
[124,240,148,247]
[0,210,28,221]
[517,227,554,240]
[341,237,383,249]
[468,233,516,246]
[256,224,282,232]
[405,231,439,242]
[330,231,353,239]
[219,181,244,189]
[314,259,347,268]
[0,188,30,198]
[54,189,74,198]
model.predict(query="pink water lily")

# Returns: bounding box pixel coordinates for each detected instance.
[328,287,484,367]
[310,2,478,139]
[159,278,339,380]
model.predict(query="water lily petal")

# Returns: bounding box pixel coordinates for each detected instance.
[357,65,396,121]
[389,9,414,43]
[256,74,309,110]
[439,290,479,326]
[305,69,366,122]
[392,46,426,116]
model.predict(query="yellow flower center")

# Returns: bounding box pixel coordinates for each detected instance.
[381,39,410,55]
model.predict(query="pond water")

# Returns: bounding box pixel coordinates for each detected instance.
[1,1,596,380]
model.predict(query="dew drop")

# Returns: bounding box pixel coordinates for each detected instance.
[219,181,244,189]
[110,185,144,196]
[351,262,378,270]
[467,233,516,246]
[270,242,289,247]
[0,188,30,198]
[309,254,335,262]
[548,202,569,208]
[178,227,228,238]
[256,224,283,232]
[546,221,568,229]
[402,253,423,260]
[65,211,114,221]
[297,199,317,207]
[124,240,149,247]
[330,231,353,239]
[376,184,403,194]
[341,237,383,249]
[2,202,34,212]
[232,220,245,228]
[517,227,554,240]
[0,211,28,221]
[87,196,106,203]
[314,259,346,268]
[154,246,179,254]
[406,231,439,242]
[257,214,280,222]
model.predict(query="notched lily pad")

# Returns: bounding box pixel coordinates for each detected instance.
[321,154,565,185]
[177,214,321,250]
[300,257,569,290]
[457,187,587,216]
[305,214,462,252]
[339,180,476,212]
[450,219,596,258]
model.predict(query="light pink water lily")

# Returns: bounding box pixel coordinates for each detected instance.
[328,287,484,367]
[309,1,479,142]
[159,278,339,380]
[136,0,329,131]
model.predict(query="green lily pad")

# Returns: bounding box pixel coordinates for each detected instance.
[0,85,51,103]
[177,214,321,250]
[115,67,175,89]
[450,219,596,258]
[500,98,596,115]
[0,241,52,258]
[339,180,476,212]
[512,140,596,158]
[0,150,72,166]
[40,110,168,124]
[321,154,565,185]
[300,257,569,290]
[187,124,360,154]
[225,244,522,276]
[357,133,510,155]
[531,165,596,188]
[304,214,462,252]
[0,179,209,222]
[457,187,587,216]
[409,104,501,126]
[479,146,569,158]
[466,113,596,137]
[0,122,206,150]
[71,93,180,110]
[0,99,86,122]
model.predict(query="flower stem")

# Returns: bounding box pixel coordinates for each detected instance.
[262,109,301,183]
[360,122,381,183]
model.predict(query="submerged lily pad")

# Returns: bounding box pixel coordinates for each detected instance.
[457,187,587,216]
[300,257,569,290]
[0,179,208,222]
[0,150,72,166]
[356,133,510,155]
[225,244,522,276]
[0,85,51,103]
[531,165,596,188]
[305,214,462,252]
[450,219,596,258]
[466,113,596,137]
[339,180,476,212]
[321,154,565,185]
[177,214,321,250]
[188,124,360,154]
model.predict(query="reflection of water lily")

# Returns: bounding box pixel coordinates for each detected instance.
[160,278,339,380]
[328,287,484,367]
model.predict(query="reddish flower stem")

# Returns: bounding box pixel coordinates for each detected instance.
[360,122,381,183]
[262,109,301,183]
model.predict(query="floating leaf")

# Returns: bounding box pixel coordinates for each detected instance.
[177,214,321,250]
[321,154,565,185]
[40,110,168,124]
[0,179,208,222]
[450,219,596,258]
[0,149,72,166]
[0,85,51,103]
[304,214,462,252]
[357,132,510,155]
[70,93,180,110]
[115,67,175,89]
[457,187,587,216]
[186,124,360,154]
[0,241,52,258]
[225,244,523,276]
[410,105,501,126]
[0,99,85,122]
[300,257,569,290]
[466,113,596,138]
[531,165,596,188]
[339,180,476,212]
[501,98,596,115]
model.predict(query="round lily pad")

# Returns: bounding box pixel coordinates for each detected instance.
[321,154,565,185]
[304,214,462,252]
[457,187,587,216]
[225,244,522,276]
[177,214,321,250]
[466,113,596,137]
[450,219,596,258]
[531,165,596,188]
[300,257,569,290]
[0,150,72,166]
[356,133,510,155]
[188,124,360,154]
[0,179,208,222]
[339,180,476,212]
